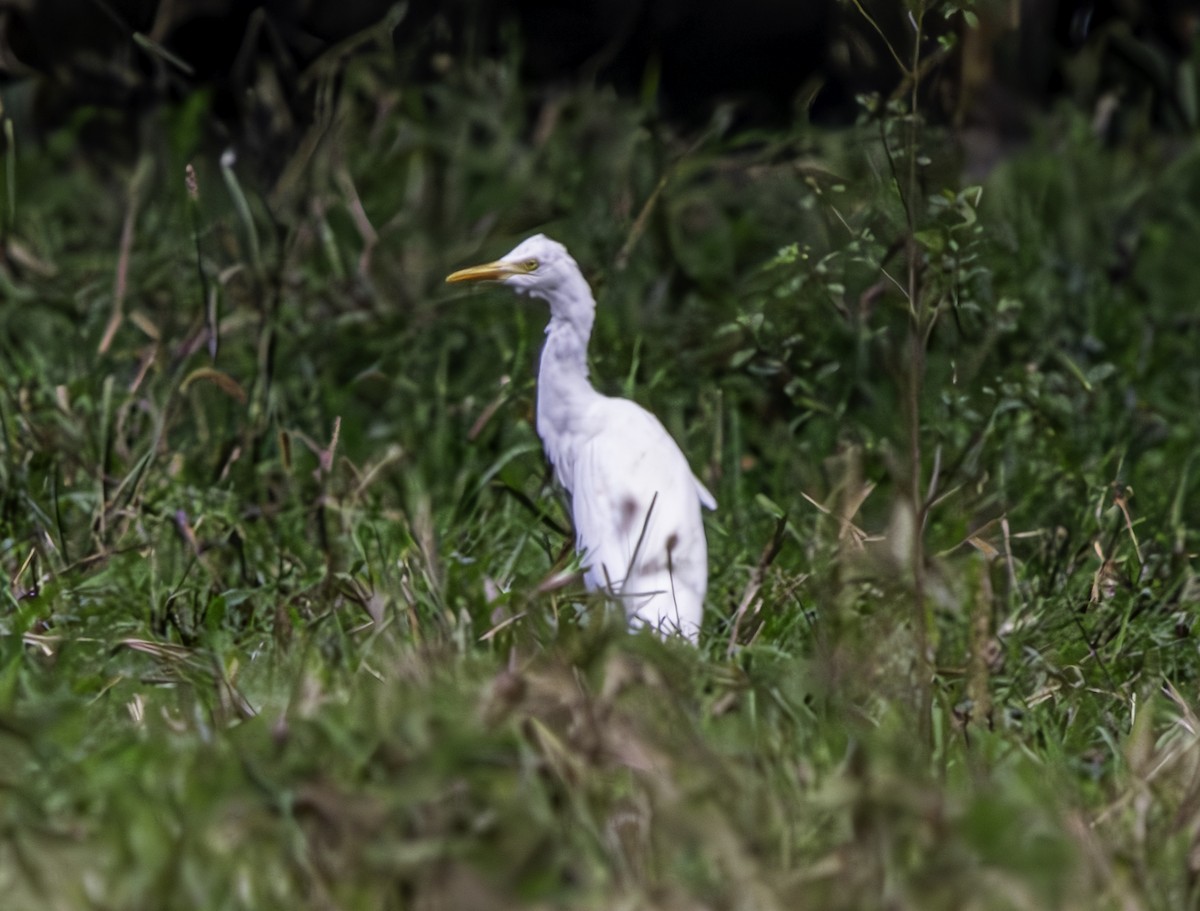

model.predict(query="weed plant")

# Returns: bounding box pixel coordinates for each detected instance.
[1,6,1200,909]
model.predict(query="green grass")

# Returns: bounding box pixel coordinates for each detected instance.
[2,39,1200,910]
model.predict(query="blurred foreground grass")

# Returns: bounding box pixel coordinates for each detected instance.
[2,41,1200,910]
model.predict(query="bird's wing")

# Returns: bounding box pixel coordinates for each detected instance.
[568,397,709,637]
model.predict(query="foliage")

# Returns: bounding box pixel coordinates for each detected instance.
[1,8,1200,909]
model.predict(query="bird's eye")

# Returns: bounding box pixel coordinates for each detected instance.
[522,259,539,272]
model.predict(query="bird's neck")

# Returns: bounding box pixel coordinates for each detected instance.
[536,307,600,487]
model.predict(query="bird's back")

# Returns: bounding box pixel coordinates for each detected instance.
[566,396,711,641]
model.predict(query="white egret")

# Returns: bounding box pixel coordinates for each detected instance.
[447,235,716,642]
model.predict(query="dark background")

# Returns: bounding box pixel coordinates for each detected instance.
[2,0,1198,161]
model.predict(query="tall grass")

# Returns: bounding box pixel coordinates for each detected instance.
[1,10,1200,908]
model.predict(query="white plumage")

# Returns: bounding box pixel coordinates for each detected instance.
[447,235,715,641]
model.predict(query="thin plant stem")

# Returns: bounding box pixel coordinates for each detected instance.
[905,5,933,750]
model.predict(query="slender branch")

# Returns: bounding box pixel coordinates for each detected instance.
[846,0,911,76]
[905,6,933,750]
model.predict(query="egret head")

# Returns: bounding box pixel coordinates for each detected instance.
[446,234,592,318]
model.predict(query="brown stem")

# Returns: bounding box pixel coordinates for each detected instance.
[906,8,933,750]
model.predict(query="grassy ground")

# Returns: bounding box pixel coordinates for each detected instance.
[3,35,1200,911]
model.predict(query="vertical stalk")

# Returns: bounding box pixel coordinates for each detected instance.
[905,7,933,749]
[3,117,14,236]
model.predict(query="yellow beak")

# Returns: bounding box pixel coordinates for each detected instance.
[445,260,520,284]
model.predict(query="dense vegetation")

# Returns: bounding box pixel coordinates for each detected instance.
[2,8,1200,909]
